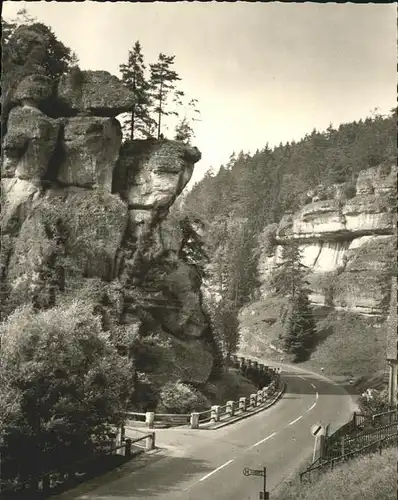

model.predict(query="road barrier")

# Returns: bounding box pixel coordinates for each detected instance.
[124,355,284,430]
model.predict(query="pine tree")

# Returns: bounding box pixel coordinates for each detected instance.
[174,117,195,143]
[283,289,316,361]
[270,242,316,361]
[269,243,310,299]
[149,53,182,139]
[174,98,201,144]
[119,41,153,139]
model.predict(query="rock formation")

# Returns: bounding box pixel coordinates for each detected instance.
[257,165,397,317]
[1,26,217,402]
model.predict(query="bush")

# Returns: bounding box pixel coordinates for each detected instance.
[156,381,210,414]
[357,388,390,417]
[0,300,133,492]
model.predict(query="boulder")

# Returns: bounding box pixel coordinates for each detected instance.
[57,116,122,191]
[116,140,201,208]
[14,74,53,108]
[57,70,136,116]
[2,24,56,135]
[3,106,59,181]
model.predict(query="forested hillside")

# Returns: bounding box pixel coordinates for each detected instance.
[178,111,397,360]
[182,111,396,297]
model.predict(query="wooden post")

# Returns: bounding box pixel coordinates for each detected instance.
[125,438,132,457]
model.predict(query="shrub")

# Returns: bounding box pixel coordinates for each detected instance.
[357,388,390,417]
[0,300,133,492]
[156,381,210,414]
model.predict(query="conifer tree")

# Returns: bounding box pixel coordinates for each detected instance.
[119,41,153,139]
[283,289,316,361]
[269,243,310,299]
[270,243,316,361]
[149,53,182,139]
[174,98,201,144]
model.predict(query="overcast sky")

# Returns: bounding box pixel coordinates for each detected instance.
[4,1,396,186]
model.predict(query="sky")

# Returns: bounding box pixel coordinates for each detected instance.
[3,1,397,187]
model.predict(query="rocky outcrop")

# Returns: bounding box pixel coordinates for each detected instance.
[115,140,201,208]
[57,116,122,191]
[258,165,397,316]
[1,26,215,397]
[57,69,136,117]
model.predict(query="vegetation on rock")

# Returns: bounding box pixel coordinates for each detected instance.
[118,44,200,140]
[0,301,133,492]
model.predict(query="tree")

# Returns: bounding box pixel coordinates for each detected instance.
[209,298,240,361]
[269,243,310,300]
[178,215,209,281]
[174,97,201,143]
[119,41,154,139]
[0,301,133,492]
[283,289,316,361]
[269,243,316,361]
[174,116,195,143]
[149,53,182,139]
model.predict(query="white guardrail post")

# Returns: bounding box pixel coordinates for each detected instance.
[190,412,200,429]
[211,405,220,423]
[226,400,235,417]
[257,389,263,405]
[145,431,155,451]
[239,396,247,412]
[145,411,155,429]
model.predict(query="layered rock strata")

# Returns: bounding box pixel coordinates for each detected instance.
[1,26,216,393]
[258,165,397,316]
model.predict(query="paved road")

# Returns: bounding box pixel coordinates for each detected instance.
[54,362,357,500]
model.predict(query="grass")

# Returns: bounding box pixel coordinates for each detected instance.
[239,308,390,392]
[273,446,397,500]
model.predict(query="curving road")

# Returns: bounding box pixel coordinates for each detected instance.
[55,362,357,500]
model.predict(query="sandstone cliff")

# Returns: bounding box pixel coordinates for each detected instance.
[1,26,217,403]
[256,165,396,317]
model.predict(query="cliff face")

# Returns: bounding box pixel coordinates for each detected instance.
[1,26,216,394]
[257,165,397,317]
